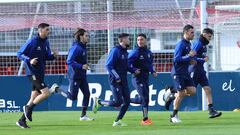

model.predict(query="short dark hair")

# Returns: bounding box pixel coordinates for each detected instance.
[38,23,49,29]
[183,24,194,33]
[202,28,214,35]
[74,28,86,42]
[137,33,147,39]
[118,33,129,39]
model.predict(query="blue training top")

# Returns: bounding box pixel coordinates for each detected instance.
[171,38,195,76]
[106,45,136,83]
[128,46,155,80]
[17,35,55,78]
[190,35,209,74]
[67,41,88,80]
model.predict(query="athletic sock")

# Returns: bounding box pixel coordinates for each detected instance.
[208,104,214,112]
[173,110,178,117]
[81,107,87,117]
[143,107,148,120]
[28,103,36,110]
[19,114,26,121]
[115,118,120,122]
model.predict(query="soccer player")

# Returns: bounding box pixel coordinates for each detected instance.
[190,28,222,118]
[128,33,157,125]
[92,33,138,126]
[16,23,58,128]
[51,28,94,121]
[167,24,197,123]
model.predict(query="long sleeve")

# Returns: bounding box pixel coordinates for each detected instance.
[196,57,205,63]
[106,48,120,80]
[127,50,138,73]
[67,46,83,69]
[45,41,55,61]
[17,39,31,64]
[192,41,205,63]
[148,51,155,73]
[174,43,191,62]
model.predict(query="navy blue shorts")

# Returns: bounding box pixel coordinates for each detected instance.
[172,74,195,91]
[28,75,47,92]
[192,72,209,87]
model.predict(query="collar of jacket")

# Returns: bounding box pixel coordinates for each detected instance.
[117,44,127,51]
[182,38,191,44]
[36,34,48,41]
[74,40,86,48]
[136,46,148,52]
[199,34,209,46]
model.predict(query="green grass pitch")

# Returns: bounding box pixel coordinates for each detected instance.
[0,111,239,135]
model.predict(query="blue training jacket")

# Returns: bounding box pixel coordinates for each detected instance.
[128,46,155,80]
[67,41,88,80]
[190,35,209,74]
[17,35,55,78]
[106,45,136,83]
[171,38,195,76]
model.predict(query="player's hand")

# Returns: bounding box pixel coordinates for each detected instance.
[134,69,141,75]
[52,50,59,57]
[82,64,89,70]
[30,58,38,65]
[116,79,121,83]
[190,59,197,65]
[204,56,209,62]
[152,72,158,77]
[189,50,196,57]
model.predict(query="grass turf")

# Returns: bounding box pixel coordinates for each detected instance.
[0,111,239,135]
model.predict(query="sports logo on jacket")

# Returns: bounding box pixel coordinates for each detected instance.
[37,46,41,50]
[202,52,207,57]
[139,55,144,60]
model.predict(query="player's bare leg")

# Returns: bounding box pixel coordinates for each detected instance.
[16,90,40,128]
[23,88,51,121]
[27,91,40,105]
[203,86,222,118]
[171,87,195,123]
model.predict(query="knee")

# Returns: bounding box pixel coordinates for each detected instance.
[115,102,122,107]
[125,98,130,105]
[188,87,196,96]
[42,89,51,97]
[177,91,185,98]
[115,99,123,107]
[204,87,212,95]
[84,91,90,98]
[68,93,78,101]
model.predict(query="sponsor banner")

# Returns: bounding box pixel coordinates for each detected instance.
[0,72,239,112]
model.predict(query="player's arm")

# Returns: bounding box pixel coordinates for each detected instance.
[45,41,56,61]
[127,50,140,74]
[148,50,156,73]
[106,48,121,81]
[66,46,83,70]
[148,50,157,77]
[192,41,205,63]
[174,43,195,63]
[17,39,32,64]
